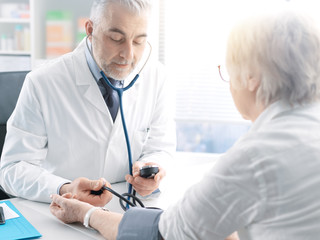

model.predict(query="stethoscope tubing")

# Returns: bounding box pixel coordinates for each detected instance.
[100,71,137,209]
[102,186,145,210]
[100,70,138,176]
[86,36,152,209]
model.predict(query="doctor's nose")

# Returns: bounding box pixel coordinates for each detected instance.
[119,41,134,61]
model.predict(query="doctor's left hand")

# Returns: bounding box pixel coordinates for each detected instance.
[125,162,165,197]
[59,177,112,207]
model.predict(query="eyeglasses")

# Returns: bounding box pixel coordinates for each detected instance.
[218,65,229,83]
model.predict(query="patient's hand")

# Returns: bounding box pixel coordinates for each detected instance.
[225,231,240,240]
[50,193,92,224]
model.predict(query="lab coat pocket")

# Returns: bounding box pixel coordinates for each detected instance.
[131,128,150,161]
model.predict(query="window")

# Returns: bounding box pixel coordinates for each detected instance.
[157,0,319,153]
[160,0,253,153]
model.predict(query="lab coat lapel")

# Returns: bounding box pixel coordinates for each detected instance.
[73,40,110,118]
[108,77,140,140]
[122,85,138,117]
[82,82,110,117]
[122,71,140,117]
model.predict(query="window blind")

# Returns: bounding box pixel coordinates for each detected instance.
[156,0,315,152]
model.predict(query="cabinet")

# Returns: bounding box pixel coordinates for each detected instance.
[0,0,31,71]
[0,0,91,69]
[32,0,92,67]
[0,0,31,55]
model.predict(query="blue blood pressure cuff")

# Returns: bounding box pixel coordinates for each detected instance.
[117,207,163,240]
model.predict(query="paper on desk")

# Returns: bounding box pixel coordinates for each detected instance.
[0,202,20,220]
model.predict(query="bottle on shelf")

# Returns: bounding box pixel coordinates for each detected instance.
[6,34,14,51]
[24,27,30,51]
[46,10,73,59]
[0,34,7,51]
[14,24,24,51]
[0,3,30,19]
[0,34,14,51]
[0,25,30,53]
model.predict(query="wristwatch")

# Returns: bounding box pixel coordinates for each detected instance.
[83,206,108,229]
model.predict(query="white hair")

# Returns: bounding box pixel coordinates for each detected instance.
[226,11,320,106]
[90,0,152,25]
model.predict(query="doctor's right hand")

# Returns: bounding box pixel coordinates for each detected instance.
[59,177,112,207]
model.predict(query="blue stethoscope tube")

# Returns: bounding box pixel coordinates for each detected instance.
[86,36,152,209]
[100,71,139,208]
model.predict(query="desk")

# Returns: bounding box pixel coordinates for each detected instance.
[7,152,219,239]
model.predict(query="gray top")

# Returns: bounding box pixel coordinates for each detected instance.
[117,207,163,240]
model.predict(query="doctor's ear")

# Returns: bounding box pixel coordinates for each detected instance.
[85,20,94,38]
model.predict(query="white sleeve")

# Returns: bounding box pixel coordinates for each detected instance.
[158,148,266,239]
[0,75,70,203]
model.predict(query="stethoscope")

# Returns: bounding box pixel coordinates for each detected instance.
[86,35,152,210]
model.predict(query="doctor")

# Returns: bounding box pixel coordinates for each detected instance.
[0,0,176,205]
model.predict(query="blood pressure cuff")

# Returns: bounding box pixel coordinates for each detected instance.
[117,207,163,240]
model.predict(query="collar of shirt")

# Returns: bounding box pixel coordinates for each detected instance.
[85,39,102,84]
[249,100,316,133]
[249,100,289,133]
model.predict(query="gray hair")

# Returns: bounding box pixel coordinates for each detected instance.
[226,11,320,106]
[90,0,152,24]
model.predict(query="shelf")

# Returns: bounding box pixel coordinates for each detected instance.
[0,0,93,69]
[0,50,31,55]
[0,54,31,72]
[0,18,30,23]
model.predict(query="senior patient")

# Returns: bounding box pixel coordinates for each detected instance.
[50,10,320,240]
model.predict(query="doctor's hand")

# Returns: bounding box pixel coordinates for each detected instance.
[125,162,165,197]
[59,177,112,207]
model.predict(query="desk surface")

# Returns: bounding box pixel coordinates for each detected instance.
[6,153,219,239]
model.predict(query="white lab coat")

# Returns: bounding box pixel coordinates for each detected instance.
[0,40,176,203]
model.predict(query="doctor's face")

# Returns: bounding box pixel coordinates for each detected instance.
[88,2,149,80]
